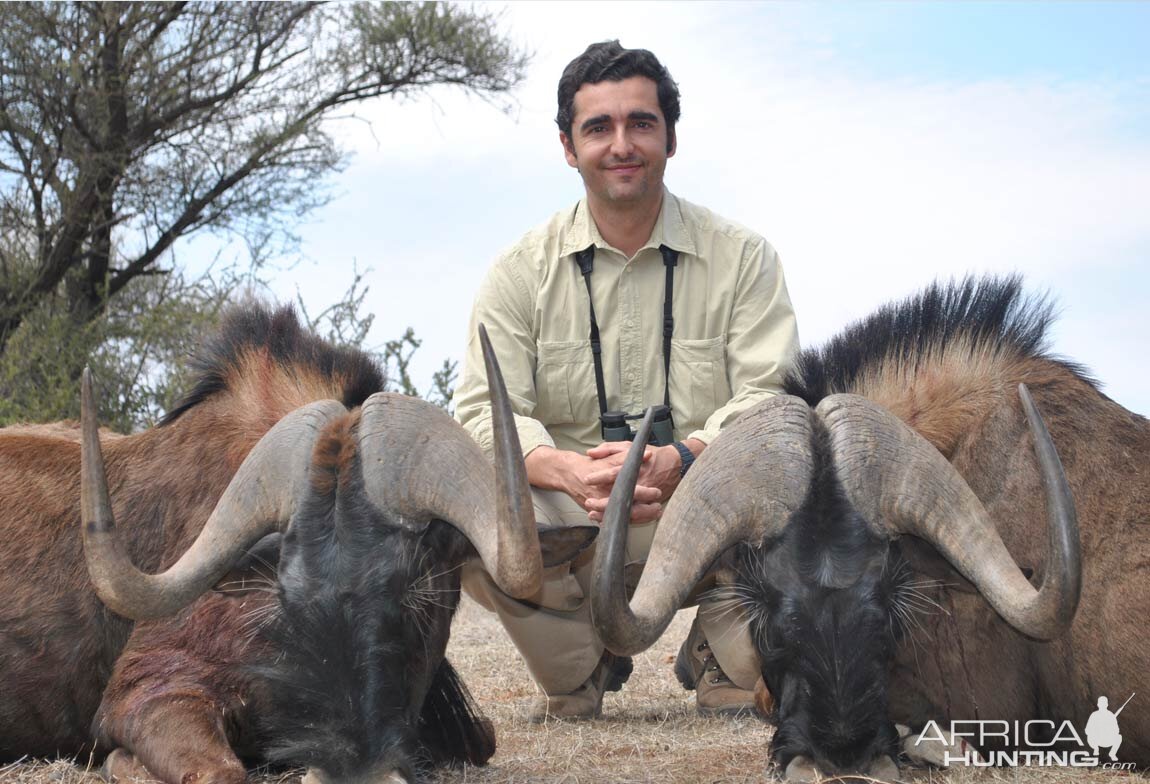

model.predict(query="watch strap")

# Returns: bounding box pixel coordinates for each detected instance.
[672,441,695,478]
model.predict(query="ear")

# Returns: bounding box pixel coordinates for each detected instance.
[667,126,677,158]
[560,131,579,169]
[538,524,598,567]
[213,532,281,595]
[623,561,645,597]
[897,535,978,593]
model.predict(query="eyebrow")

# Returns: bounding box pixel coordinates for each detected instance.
[579,110,660,133]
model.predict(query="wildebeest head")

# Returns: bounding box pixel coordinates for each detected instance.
[81,326,592,783]
[728,411,905,778]
[592,387,1080,781]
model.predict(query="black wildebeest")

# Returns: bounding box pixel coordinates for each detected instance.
[593,276,1148,779]
[0,305,593,784]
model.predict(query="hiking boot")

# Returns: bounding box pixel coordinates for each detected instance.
[528,651,633,722]
[674,619,756,716]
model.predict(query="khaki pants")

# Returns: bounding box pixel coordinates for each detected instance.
[461,487,760,696]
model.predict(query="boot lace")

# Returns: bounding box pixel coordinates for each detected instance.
[696,639,732,685]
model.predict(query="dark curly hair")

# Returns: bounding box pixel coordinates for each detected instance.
[556,40,680,154]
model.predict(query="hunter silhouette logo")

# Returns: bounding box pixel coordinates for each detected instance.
[1086,693,1133,761]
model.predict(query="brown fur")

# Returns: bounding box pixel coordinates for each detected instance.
[858,333,1150,762]
[309,410,363,498]
[0,306,382,776]
[93,595,269,784]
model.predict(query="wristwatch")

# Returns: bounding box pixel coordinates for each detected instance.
[672,441,695,478]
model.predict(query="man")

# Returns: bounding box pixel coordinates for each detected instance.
[455,41,799,721]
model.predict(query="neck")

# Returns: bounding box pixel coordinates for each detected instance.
[587,192,663,259]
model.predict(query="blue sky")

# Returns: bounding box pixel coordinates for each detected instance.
[218,1,1149,415]
[789,4,1149,81]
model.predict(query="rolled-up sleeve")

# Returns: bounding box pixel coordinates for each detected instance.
[688,238,800,444]
[455,250,556,458]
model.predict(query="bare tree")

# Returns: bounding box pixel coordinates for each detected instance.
[297,266,459,414]
[0,0,527,353]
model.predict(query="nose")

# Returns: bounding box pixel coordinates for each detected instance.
[609,126,634,158]
[302,768,412,784]
[783,755,900,783]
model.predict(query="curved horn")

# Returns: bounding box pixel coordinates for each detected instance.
[592,396,815,655]
[357,324,541,598]
[818,385,1080,640]
[81,368,348,620]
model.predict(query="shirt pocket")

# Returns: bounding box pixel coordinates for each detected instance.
[535,340,597,426]
[669,335,731,427]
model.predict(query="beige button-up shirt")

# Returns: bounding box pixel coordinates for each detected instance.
[455,189,800,458]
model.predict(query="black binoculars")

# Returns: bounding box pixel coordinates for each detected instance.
[600,404,674,447]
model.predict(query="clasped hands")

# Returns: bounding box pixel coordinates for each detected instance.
[525,440,695,524]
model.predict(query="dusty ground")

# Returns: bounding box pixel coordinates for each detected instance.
[1,599,1143,784]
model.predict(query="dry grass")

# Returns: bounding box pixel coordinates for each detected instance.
[423,602,773,784]
[1,601,1144,784]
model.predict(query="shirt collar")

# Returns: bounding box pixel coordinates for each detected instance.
[560,188,697,259]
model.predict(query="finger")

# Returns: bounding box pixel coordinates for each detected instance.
[586,441,631,458]
[585,466,622,486]
[585,482,659,512]
[590,484,660,504]
[592,503,661,524]
[629,502,663,524]
[631,484,662,503]
[584,496,608,513]
[587,442,654,461]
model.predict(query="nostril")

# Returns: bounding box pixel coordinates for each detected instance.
[783,755,821,782]
[865,755,901,782]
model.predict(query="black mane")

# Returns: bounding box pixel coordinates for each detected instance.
[161,304,384,425]
[783,275,1093,404]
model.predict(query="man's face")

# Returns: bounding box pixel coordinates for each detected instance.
[560,76,675,210]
